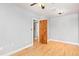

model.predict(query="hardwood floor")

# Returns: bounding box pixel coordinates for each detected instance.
[12,40,79,56]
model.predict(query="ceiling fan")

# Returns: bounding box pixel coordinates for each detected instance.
[30,3,45,9]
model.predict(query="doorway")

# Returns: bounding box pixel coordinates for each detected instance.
[33,19,48,45]
[33,20,39,45]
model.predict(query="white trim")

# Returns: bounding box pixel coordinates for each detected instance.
[3,44,32,56]
[49,39,79,46]
[38,20,40,42]
[32,19,34,46]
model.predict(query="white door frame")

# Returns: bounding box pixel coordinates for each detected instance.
[32,19,39,45]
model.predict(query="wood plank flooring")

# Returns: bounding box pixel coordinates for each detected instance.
[12,40,79,56]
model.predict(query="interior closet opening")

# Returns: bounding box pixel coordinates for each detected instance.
[33,19,48,46]
[33,20,39,46]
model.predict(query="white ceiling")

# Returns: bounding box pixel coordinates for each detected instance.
[17,3,79,17]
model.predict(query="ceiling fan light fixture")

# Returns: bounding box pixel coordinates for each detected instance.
[56,8,64,15]
[38,3,45,9]
[41,4,45,9]
[30,3,45,9]
[58,12,62,15]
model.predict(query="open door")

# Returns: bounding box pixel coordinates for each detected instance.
[39,19,47,44]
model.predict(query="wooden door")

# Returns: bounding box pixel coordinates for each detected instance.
[39,20,47,44]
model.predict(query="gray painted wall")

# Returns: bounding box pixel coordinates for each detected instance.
[0,3,78,55]
[0,4,40,55]
[48,13,78,43]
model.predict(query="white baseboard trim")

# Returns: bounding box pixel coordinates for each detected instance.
[2,39,79,56]
[49,39,79,46]
[3,44,33,56]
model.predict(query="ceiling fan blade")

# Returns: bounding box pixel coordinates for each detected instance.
[30,3,37,6]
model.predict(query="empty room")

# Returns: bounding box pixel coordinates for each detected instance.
[0,3,79,56]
